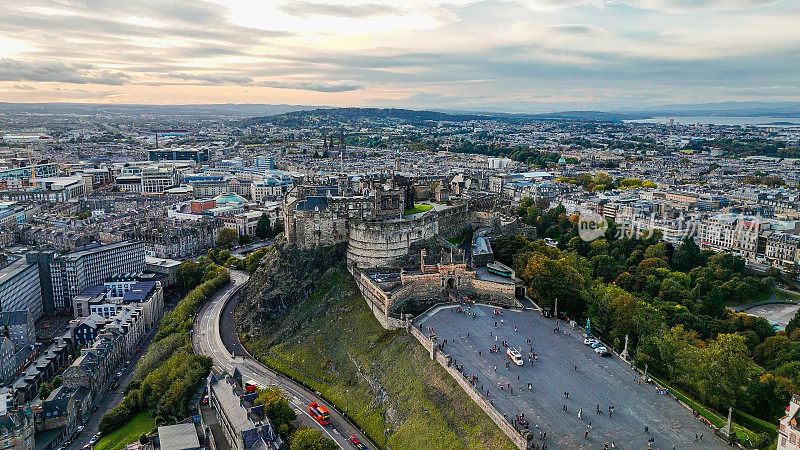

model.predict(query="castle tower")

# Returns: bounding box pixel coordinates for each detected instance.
[394,149,400,173]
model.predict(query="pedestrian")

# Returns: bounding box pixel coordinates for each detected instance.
[700,433,703,441]
[574,365,577,372]
[578,408,582,419]
[611,441,615,448]
[645,426,649,433]
[584,431,588,439]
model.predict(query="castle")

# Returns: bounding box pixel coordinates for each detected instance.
[283,175,469,269]
[283,174,533,329]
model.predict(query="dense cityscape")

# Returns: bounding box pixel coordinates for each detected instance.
[3,0,800,449]
[0,104,798,450]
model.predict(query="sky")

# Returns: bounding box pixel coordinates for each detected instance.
[0,0,799,112]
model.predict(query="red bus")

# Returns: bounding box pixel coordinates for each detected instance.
[309,402,330,425]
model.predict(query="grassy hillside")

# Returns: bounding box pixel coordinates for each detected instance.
[237,243,514,450]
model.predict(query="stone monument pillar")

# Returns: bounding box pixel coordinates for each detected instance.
[621,334,630,360]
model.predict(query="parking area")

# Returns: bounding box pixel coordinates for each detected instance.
[416,304,728,449]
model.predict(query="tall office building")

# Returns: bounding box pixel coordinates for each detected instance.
[0,256,44,321]
[49,241,146,314]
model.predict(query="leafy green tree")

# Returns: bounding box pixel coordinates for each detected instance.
[239,234,253,246]
[290,428,338,450]
[693,333,760,409]
[255,386,297,438]
[523,256,589,319]
[38,383,51,400]
[787,309,800,336]
[218,228,239,249]
[255,213,271,239]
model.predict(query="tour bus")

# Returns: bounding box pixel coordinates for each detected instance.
[506,347,524,366]
[309,402,331,425]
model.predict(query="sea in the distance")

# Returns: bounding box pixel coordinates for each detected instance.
[625,116,800,126]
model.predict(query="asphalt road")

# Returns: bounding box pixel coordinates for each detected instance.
[417,304,728,450]
[67,326,158,450]
[192,269,373,450]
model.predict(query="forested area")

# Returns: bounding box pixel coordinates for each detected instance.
[556,172,657,192]
[493,216,799,437]
[98,261,229,434]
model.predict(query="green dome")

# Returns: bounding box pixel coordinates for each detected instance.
[213,193,248,205]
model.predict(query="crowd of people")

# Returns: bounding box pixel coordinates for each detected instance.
[418,301,714,449]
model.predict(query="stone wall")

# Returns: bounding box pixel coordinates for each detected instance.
[408,323,528,449]
[346,203,471,269]
[347,214,439,269]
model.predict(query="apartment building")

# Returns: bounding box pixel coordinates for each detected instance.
[0,256,44,320]
[778,395,800,450]
[49,241,146,314]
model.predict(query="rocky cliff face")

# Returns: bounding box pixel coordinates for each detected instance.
[236,239,514,450]
[236,237,346,340]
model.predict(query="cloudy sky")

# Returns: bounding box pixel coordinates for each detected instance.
[0,0,798,111]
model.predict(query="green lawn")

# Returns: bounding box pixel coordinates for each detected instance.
[403,204,433,216]
[94,412,156,450]
[775,289,800,302]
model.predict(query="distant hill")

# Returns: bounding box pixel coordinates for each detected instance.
[241,107,494,127]
[0,102,324,117]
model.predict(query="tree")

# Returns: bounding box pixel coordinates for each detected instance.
[290,428,338,450]
[787,309,800,336]
[38,383,51,400]
[218,228,239,249]
[255,213,271,239]
[255,386,297,437]
[52,376,62,389]
[239,234,253,246]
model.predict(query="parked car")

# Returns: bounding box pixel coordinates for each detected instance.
[583,338,598,345]
[356,444,368,450]
[71,425,84,439]
[590,342,604,349]
[88,434,101,446]
[595,347,611,356]
[349,435,360,445]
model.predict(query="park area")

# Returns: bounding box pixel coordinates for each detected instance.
[94,412,156,450]
[415,304,730,449]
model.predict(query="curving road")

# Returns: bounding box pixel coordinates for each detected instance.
[192,269,373,450]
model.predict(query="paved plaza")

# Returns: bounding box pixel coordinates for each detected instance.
[416,304,729,449]
[743,302,799,329]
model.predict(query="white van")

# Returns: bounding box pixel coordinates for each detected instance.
[506,347,524,366]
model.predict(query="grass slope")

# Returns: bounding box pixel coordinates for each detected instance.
[241,267,514,450]
[94,412,155,450]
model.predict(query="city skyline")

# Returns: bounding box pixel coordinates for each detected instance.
[1,0,799,111]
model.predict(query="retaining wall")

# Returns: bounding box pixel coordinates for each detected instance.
[408,323,528,449]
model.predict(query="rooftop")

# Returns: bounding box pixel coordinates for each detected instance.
[158,423,201,450]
